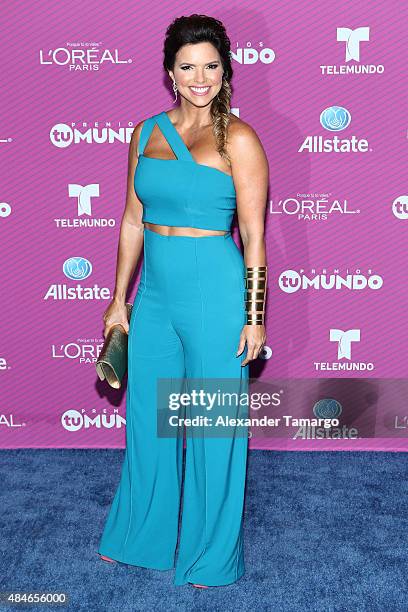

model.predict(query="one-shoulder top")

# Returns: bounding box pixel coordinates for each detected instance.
[134,111,236,231]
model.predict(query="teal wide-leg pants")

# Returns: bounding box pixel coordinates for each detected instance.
[98,227,249,586]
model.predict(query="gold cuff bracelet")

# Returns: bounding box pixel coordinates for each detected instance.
[244,265,267,325]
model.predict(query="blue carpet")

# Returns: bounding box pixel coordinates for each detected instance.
[0,449,406,611]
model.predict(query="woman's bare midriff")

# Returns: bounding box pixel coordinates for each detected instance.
[144,222,227,237]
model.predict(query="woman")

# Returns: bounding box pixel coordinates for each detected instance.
[97,14,268,588]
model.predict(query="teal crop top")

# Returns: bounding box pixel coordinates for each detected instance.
[134,111,236,231]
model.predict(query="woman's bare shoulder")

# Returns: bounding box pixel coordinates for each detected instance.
[227,113,264,155]
[228,113,258,138]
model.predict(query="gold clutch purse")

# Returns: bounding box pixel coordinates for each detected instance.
[95,302,133,389]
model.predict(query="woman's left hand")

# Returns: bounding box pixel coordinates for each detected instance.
[236,324,266,366]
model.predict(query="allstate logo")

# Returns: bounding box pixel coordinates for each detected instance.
[320,106,351,131]
[63,257,92,280]
[313,399,342,419]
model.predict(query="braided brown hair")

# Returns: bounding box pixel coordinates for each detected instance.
[163,14,234,165]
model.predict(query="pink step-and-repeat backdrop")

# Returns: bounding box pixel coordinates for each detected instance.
[1,1,407,450]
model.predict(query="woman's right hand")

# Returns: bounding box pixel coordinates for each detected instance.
[102,299,130,338]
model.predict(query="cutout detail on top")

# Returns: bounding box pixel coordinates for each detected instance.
[139,112,233,179]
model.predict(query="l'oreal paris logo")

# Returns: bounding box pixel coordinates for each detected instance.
[0,414,25,427]
[39,45,131,71]
[298,107,370,153]
[269,194,359,221]
[51,339,104,364]
[269,193,408,222]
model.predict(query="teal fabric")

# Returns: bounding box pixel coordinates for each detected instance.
[98,226,249,586]
[134,111,236,231]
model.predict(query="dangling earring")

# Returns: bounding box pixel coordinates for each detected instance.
[172,78,178,103]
